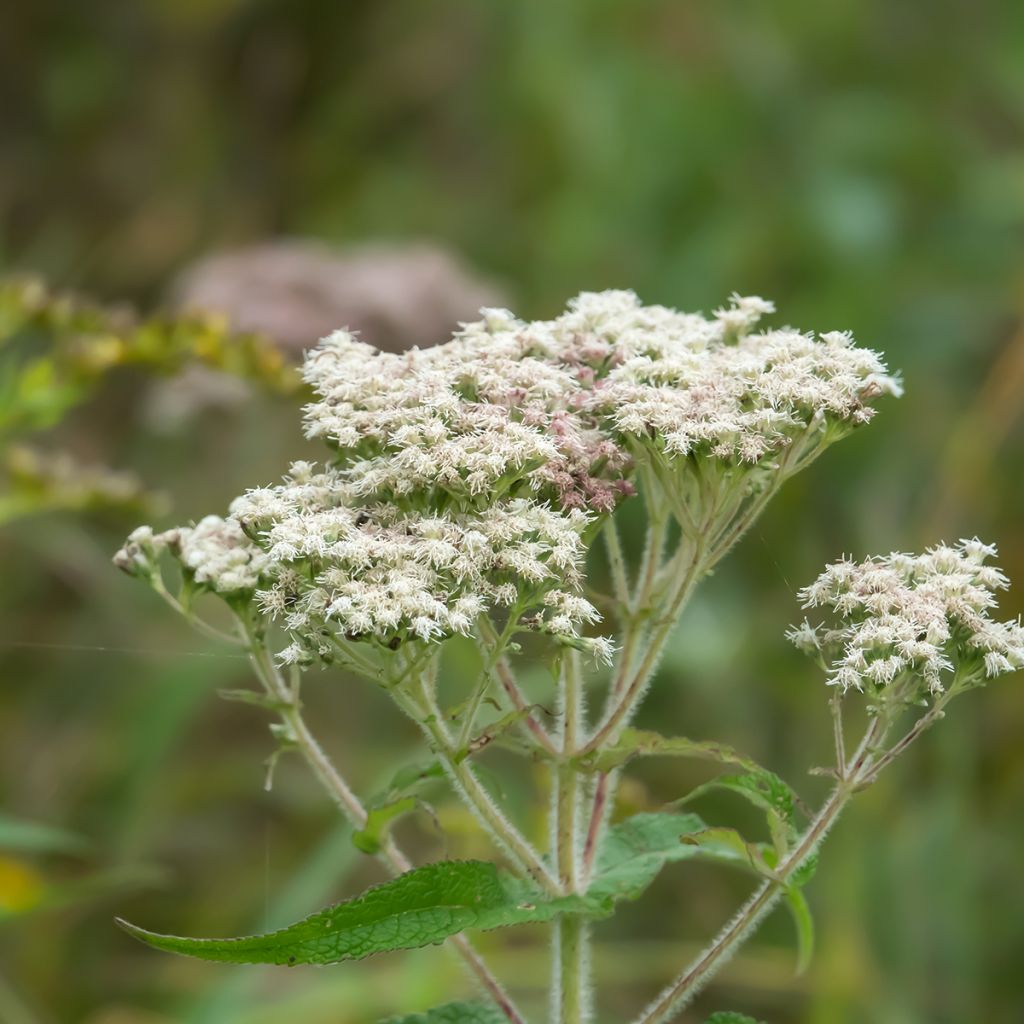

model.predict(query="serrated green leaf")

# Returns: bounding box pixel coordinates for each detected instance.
[589,811,706,901]
[681,827,778,879]
[584,728,764,774]
[381,1001,511,1023]
[118,861,506,965]
[118,859,601,967]
[784,885,814,975]
[682,771,801,856]
[705,1013,766,1024]
[123,813,745,969]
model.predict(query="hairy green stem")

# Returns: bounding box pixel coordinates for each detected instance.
[603,515,632,609]
[632,719,884,1024]
[241,629,526,1024]
[478,617,559,756]
[411,672,560,893]
[582,541,705,755]
[459,615,521,748]
[552,652,590,1023]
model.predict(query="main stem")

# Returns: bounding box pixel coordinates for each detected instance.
[552,652,589,1024]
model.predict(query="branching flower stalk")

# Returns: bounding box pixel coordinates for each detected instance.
[114,291,1023,1024]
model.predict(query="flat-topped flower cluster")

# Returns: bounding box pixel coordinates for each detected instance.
[117,290,900,661]
[790,539,1024,696]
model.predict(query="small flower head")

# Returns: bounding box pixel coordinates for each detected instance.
[792,539,1024,698]
[178,515,270,594]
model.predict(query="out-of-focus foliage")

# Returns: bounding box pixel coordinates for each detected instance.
[0,277,298,525]
[0,277,295,436]
[1,2,1023,1023]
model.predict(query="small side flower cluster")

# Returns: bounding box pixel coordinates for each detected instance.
[789,540,1024,695]
[114,517,268,595]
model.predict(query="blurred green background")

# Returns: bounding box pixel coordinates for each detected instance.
[2,2,1024,1022]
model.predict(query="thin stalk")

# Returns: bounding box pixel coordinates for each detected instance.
[151,578,245,647]
[241,629,526,1024]
[477,617,558,755]
[582,541,704,755]
[603,515,632,610]
[579,770,612,881]
[493,656,559,756]
[830,695,847,779]
[632,720,884,1024]
[858,695,952,784]
[551,651,590,1023]
[459,615,522,749]
[412,673,560,893]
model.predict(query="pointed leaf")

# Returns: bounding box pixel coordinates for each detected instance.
[118,860,601,967]
[681,828,778,879]
[117,861,509,965]
[783,885,814,975]
[382,1002,510,1024]
[590,811,706,902]
[585,728,764,774]
[681,771,802,855]
[705,1014,765,1024]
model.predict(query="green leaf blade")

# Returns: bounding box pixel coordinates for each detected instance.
[117,860,508,966]
[381,1001,512,1023]
[783,885,815,975]
[590,811,706,903]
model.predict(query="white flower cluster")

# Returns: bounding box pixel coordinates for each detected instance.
[114,517,268,594]
[790,540,1024,695]
[119,290,899,660]
[302,312,630,514]
[235,475,597,661]
[573,291,901,463]
[302,291,899,502]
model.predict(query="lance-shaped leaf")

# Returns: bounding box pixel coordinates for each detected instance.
[704,1014,765,1024]
[382,1001,512,1023]
[583,728,765,774]
[783,885,814,975]
[120,813,724,968]
[589,811,707,902]
[117,860,599,967]
[681,770,804,856]
[118,861,501,965]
